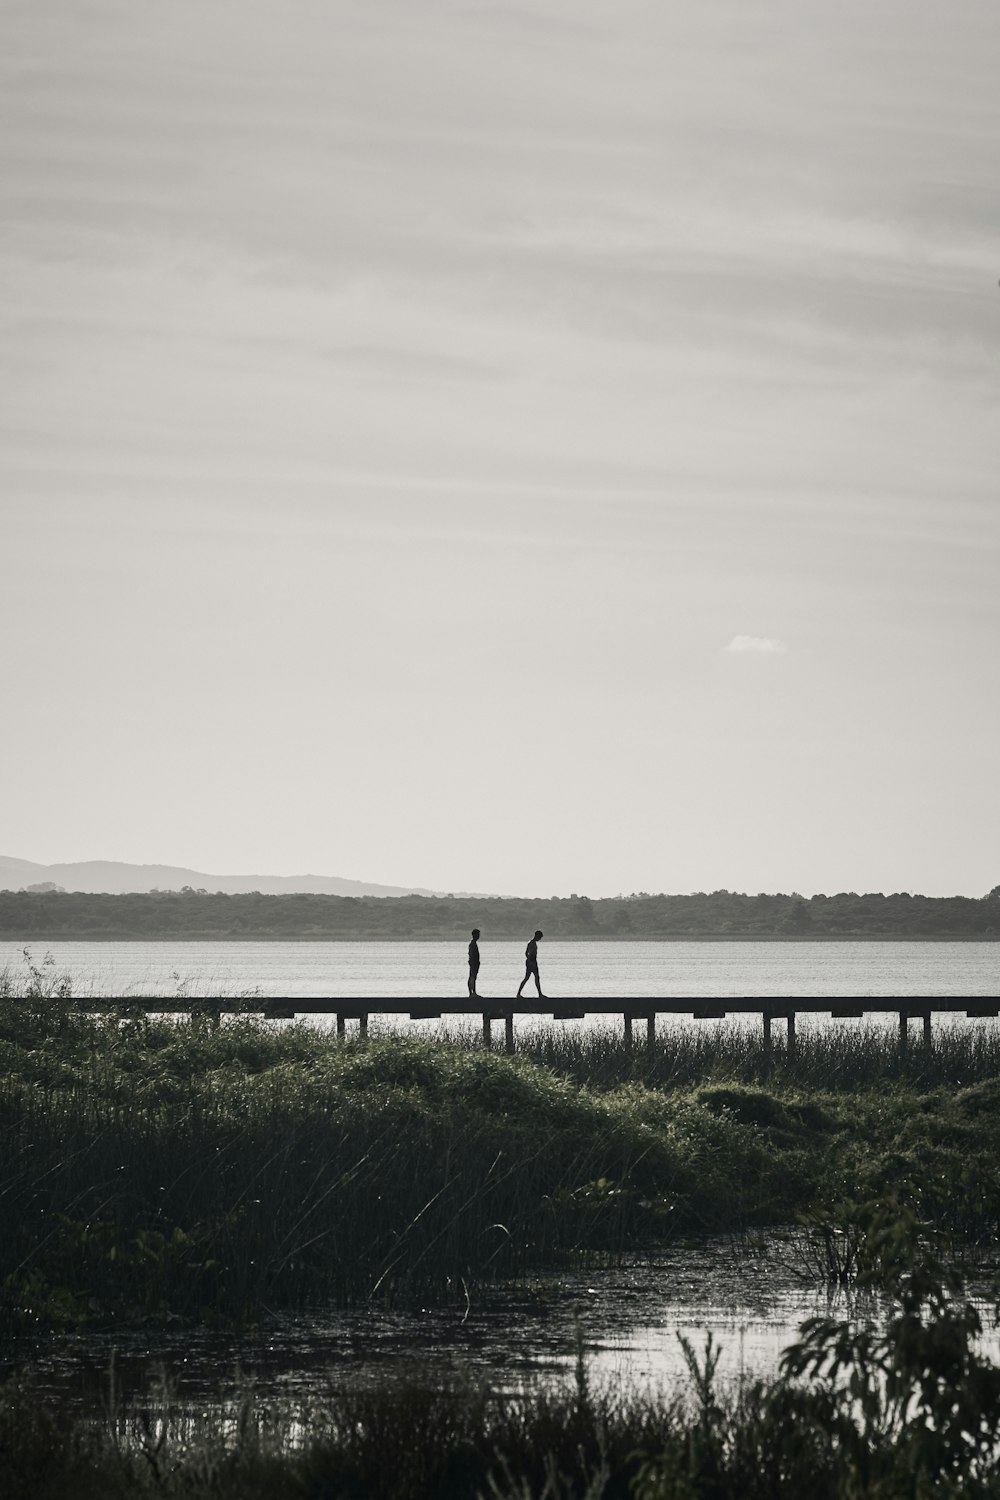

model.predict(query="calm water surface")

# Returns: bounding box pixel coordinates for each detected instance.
[4,939,997,1006]
[15,1241,1000,1415]
[9,1241,868,1412]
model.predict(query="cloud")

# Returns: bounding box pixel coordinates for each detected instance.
[725,635,789,654]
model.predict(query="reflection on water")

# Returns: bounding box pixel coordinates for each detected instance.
[10,1238,844,1415]
[10,1239,1000,1423]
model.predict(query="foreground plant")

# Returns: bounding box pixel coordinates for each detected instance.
[4,1210,1000,1499]
[777,1206,1000,1496]
[635,1203,1000,1500]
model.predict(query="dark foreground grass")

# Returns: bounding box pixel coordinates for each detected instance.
[5,1215,1000,1500]
[3,979,1000,1333]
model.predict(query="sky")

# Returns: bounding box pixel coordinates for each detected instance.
[2,0,998,898]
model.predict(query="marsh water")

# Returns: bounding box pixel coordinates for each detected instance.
[6,938,998,1414]
[15,1237,1000,1418]
[11,1239,862,1415]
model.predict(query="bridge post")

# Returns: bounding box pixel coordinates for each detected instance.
[505,1014,514,1054]
[336,1013,345,1040]
[482,1013,492,1047]
[923,1010,932,1046]
[623,1013,633,1046]
[647,1014,656,1054]
[762,1010,772,1075]
[899,1011,908,1053]
[359,1013,369,1039]
[786,1011,796,1061]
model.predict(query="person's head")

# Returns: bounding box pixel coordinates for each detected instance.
[471,928,480,939]
[534,929,543,940]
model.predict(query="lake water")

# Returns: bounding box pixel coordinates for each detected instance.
[4,937,997,998]
[4,939,996,1038]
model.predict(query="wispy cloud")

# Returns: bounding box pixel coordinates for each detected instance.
[2,0,998,899]
[725,635,789,654]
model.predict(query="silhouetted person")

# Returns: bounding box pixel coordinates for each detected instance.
[516,929,545,998]
[468,928,481,997]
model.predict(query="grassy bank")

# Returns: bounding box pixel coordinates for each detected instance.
[4,1217,1000,1499]
[4,975,1000,1335]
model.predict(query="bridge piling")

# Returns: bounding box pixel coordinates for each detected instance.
[36,997,996,1054]
[899,1009,932,1054]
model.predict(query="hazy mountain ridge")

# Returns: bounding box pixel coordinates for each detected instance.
[0,856,438,899]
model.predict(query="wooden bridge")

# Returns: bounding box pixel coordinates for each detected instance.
[72,995,999,1058]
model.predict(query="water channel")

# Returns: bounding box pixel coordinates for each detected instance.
[10,1236,877,1416]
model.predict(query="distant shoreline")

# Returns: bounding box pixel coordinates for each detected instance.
[3,890,997,943]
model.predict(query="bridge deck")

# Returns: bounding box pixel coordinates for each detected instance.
[66,995,998,1018]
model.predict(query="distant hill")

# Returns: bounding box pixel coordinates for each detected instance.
[0,855,436,899]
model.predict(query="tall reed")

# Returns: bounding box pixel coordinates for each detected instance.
[4,996,1000,1332]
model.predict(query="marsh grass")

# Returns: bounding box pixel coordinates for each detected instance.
[4,971,1000,1334]
[0,1359,666,1500]
[1,1008,737,1329]
[511,1014,1000,1092]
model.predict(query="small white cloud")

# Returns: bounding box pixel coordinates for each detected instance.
[725,635,789,654]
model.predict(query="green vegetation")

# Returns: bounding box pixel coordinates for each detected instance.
[2,885,1000,939]
[5,959,1000,1339]
[4,1210,1000,1498]
[6,954,1000,1496]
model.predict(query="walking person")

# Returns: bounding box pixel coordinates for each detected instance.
[516,929,545,999]
[467,928,481,997]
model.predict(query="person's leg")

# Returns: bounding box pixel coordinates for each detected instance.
[516,964,529,997]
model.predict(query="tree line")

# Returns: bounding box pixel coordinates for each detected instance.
[1,886,999,939]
